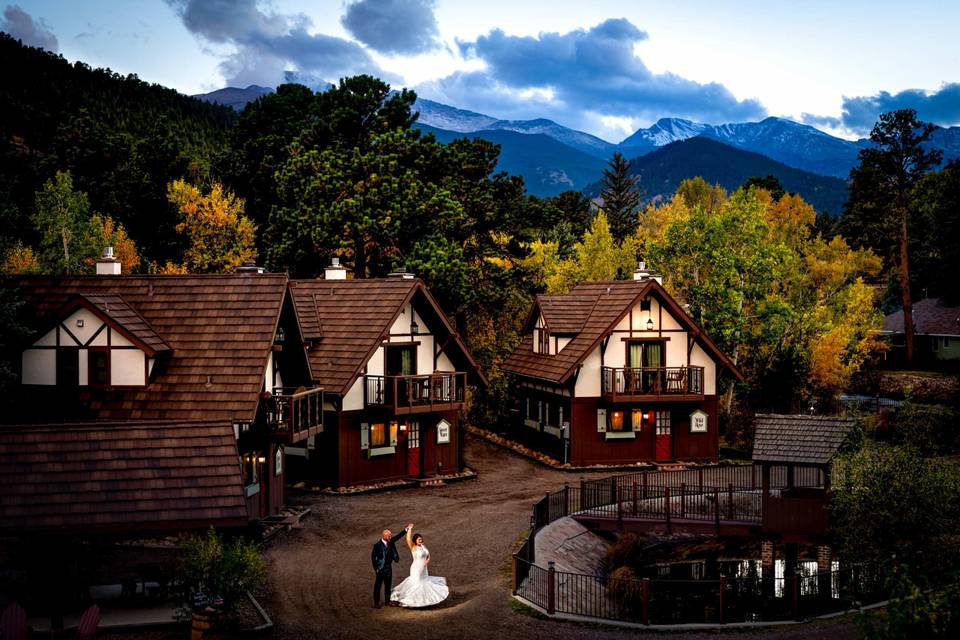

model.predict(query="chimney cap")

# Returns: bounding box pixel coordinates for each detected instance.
[388,267,415,280]
[236,260,264,274]
[96,246,121,275]
[324,256,347,280]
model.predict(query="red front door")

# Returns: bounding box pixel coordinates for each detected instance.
[406,422,421,476]
[654,412,672,461]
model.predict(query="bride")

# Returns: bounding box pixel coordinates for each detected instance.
[390,523,449,608]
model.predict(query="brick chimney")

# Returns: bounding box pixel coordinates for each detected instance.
[96,247,121,276]
[324,257,347,280]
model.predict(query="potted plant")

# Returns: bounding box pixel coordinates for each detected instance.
[175,529,267,637]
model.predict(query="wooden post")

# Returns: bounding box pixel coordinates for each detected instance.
[664,486,672,533]
[617,482,623,529]
[680,482,686,519]
[547,561,556,615]
[512,555,519,595]
[792,573,800,619]
[563,483,570,517]
[714,487,720,533]
[727,483,734,520]
[642,578,650,625]
[719,575,726,624]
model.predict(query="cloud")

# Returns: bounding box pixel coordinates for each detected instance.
[341,0,441,55]
[803,83,960,135]
[421,19,765,134]
[165,0,390,88]
[1,4,58,52]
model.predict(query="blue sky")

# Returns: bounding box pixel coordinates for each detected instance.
[4,0,960,142]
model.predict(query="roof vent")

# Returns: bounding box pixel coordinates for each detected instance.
[388,267,415,280]
[236,260,264,275]
[324,257,347,280]
[633,260,662,285]
[96,246,121,276]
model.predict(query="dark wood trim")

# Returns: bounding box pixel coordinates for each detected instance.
[60,322,82,346]
[621,337,671,342]
[85,323,107,347]
[382,340,422,346]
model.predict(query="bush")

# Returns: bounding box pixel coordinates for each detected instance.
[176,528,267,615]
[607,565,644,614]
[858,568,960,639]
[887,403,960,456]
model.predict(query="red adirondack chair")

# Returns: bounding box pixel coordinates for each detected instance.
[0,603,27,640]
[75,604,100,640]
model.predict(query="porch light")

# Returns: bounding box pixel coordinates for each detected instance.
[400,423,408,432]
[257,455,266,464]
[646,317,654,331]
[410,319,419,335]
[275,327,285,343]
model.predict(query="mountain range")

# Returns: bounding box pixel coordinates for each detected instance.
[194,85,960,206]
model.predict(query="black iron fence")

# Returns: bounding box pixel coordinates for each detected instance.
[512,466,887,626]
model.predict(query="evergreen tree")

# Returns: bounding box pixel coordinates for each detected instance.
[841,109,941,362]
[599,152,643,240]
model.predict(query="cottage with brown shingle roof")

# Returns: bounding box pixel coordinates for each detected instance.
[502,264,742,466]
[286,260,486,488]
[2,265,321,532]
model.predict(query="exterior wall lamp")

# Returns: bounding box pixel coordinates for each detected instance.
[646,317,654,331]
[410,319,419,335]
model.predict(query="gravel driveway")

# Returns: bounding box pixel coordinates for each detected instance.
[261,433,858,640]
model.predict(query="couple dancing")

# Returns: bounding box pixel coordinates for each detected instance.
[371,523,448,608]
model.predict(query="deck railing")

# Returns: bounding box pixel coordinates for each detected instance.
[601,366,704,399]
[513,467,886,625]
[266,386,323,442]
[364,372,466,413]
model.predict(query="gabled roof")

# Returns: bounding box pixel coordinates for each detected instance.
[289,277,486,396]
[883,298,960,337]
[58,293,171,356]
[5,274,289,422]
[0,420,248,534]
[752,414,854,466]
[535,294,597,334]
[503,279,743,385]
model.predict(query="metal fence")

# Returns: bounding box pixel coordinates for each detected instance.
[513,465,886,626]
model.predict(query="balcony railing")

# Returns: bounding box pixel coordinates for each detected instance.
[364,372,467,414]
[601,366,705,401]
[266,386,324,443]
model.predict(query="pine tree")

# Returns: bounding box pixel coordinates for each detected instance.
[599,152,643,240]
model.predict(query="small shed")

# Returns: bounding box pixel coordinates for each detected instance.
[752,414,854,539]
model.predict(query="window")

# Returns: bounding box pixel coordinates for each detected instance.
[932,338,940,352]
[632,409,644,431]
[275,447,283,476]
[407,422,420,448]
[56,347,79,387]
[609,410,627,432]
[943,337,951,348]
[88,348,110,386]
[370,423,387,447]
[656,411,671,435]
[242,453,258,485]
[386,345,416,376]
[534,327,550,354]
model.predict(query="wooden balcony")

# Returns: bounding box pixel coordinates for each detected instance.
[601,366,705,402]
[364,372,466,415]
[265,386,324,443]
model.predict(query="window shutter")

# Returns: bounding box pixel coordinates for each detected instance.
[389,422,399,446]
[361,423,370,450]
[597,408,607,433]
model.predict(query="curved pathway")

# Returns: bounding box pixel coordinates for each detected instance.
[261,434,858,640]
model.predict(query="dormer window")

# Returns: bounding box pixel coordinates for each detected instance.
[534,327,550,354]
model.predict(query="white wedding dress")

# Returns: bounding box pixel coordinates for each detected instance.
[390,544,448,608]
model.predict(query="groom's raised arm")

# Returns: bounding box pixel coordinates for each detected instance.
[390,528,406,545]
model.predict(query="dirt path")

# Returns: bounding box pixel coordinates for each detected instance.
[261,434,858,640]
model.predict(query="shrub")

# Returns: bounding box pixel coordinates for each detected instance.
[176,528,266,615]
[607,565,644,614]
[858,568,960,639]
[887,403,960,456]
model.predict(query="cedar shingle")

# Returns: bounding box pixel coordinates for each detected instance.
[0,420,247,533]
[751,414,855,465]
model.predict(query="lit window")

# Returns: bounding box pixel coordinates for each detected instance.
[632,409,644,430]
[371,423,386,447]
[609,410,626,432]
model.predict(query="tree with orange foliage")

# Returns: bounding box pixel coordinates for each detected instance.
[166,179,257,274]
[86,215,140,273]
[1,243,43,274]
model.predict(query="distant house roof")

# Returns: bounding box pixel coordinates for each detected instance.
[289,277,486,396]
[5,274,289,423]
[0,420,248,534]
[883,298,960,337]
[503,279,743,385]
[752,414,855,466]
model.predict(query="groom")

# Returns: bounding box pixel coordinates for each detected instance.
[371,524,411,608]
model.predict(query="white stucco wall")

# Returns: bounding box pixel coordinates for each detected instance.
[690,343,717,395]
[21,349,55,385]
[111,349,146,385]
[574,347,603,397]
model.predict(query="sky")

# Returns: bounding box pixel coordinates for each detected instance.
[3,0,960,143]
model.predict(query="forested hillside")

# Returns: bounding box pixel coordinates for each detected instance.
[0,34,235,261]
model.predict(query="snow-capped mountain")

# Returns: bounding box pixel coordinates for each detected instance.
[478,118,615,158]
[620,118,711,152]
[412,98,499,133]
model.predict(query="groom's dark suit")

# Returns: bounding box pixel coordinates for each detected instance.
[371,530,406,607]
